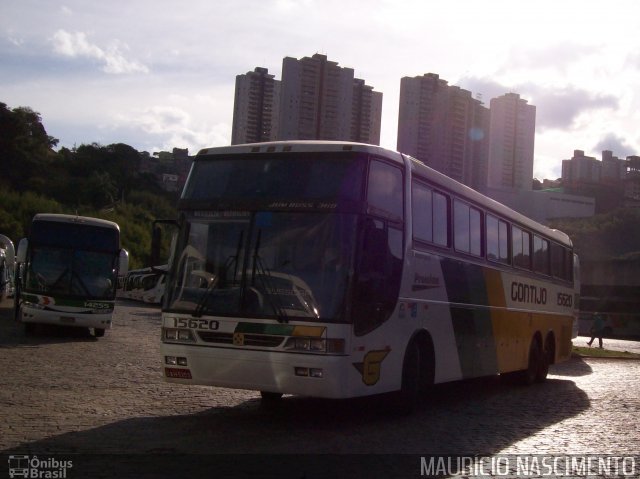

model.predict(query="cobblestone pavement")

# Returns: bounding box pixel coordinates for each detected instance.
[1,298,639,477]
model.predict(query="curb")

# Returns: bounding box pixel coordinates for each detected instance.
[572,352,640,361]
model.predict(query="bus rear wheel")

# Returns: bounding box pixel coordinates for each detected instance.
[94,328,105,338]
[516,338,542,386]
[536,338,553,383]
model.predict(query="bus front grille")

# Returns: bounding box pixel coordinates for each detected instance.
[197,331,284,348]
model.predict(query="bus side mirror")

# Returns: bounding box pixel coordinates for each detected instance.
[119,249,129,276]
[16,238,28,264]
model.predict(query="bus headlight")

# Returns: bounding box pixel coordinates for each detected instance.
[284,337,345,354]
[162,328,195,343]
[23,301,45,310]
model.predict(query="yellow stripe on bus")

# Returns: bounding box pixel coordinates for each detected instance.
[292,326,326,337]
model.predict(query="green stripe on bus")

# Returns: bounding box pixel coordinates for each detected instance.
[235,323,295,335]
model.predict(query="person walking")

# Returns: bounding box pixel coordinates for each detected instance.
[587,312,606,348]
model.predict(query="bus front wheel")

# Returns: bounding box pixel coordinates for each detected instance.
[397,338,432,413]
[24,322,36,336]
[94,328,105,338]
[260,391,283,407]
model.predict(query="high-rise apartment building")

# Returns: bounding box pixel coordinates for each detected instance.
[396,73,489,189]
[351,78,383,145]
[231,67,280,145]
[561,150,600,187]
[487,93,536,190]
[277,54,382,144]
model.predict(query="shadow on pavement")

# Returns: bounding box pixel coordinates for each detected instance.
[549,356,593,377]
[1,375,589,477]
[0,309,98,347]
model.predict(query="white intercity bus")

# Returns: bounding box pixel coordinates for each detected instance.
[120,266,167,304]
[156,141,578,407]
[0,234,15,299]
[15,214,128,337]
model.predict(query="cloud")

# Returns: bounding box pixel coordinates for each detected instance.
[499,43,599,75]
[113,104,230,153]
[457,76,618,130]
[51,30,149,74]
[525,84,618,130]
[593,133,636,158]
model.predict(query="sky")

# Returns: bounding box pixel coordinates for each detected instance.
[2,0,640,180]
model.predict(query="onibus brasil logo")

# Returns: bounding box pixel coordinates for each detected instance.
[8,455,73,478]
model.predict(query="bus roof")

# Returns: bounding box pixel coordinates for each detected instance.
[33,213,120,231]
[194,141,571,248]
[196,140,404,164]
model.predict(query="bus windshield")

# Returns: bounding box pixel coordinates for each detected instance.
[26,247,116,299]
[24,221,120,300]
[165,212,357,322]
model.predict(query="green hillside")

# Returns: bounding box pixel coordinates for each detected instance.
[0,102,178,269]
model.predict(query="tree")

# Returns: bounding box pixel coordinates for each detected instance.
[0,103,59,190]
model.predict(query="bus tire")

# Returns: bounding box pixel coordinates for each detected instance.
[260,391,283,407]
[94,328,106,338]
[396,339,426,414]
[24,322,36,336]
[536,336,554,383]
[517,338,542,386]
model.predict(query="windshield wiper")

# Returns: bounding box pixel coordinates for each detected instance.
[225,230,244,285]
[192,273,220,318]
[250,229,288,323]
[192,230,244,317]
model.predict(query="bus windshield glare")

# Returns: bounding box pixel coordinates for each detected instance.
[165,212,357,322]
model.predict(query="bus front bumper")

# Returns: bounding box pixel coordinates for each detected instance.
[20,305,113,330]
[161,343,368,399]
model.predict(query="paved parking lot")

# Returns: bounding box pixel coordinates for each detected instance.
[1,299,639,477]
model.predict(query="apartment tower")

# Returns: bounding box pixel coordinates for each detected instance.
[231,67,280,145]
[487,93,536,190]
[277,53,382,144]
[397,73,489,189]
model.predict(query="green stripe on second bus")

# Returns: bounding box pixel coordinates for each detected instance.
[21,293,114,311]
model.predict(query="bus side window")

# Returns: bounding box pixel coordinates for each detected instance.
[512,226,531,270]
[533,235,550,275]
[353,219,403,336]
[367,160,404,221]
[487,214,509,264]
